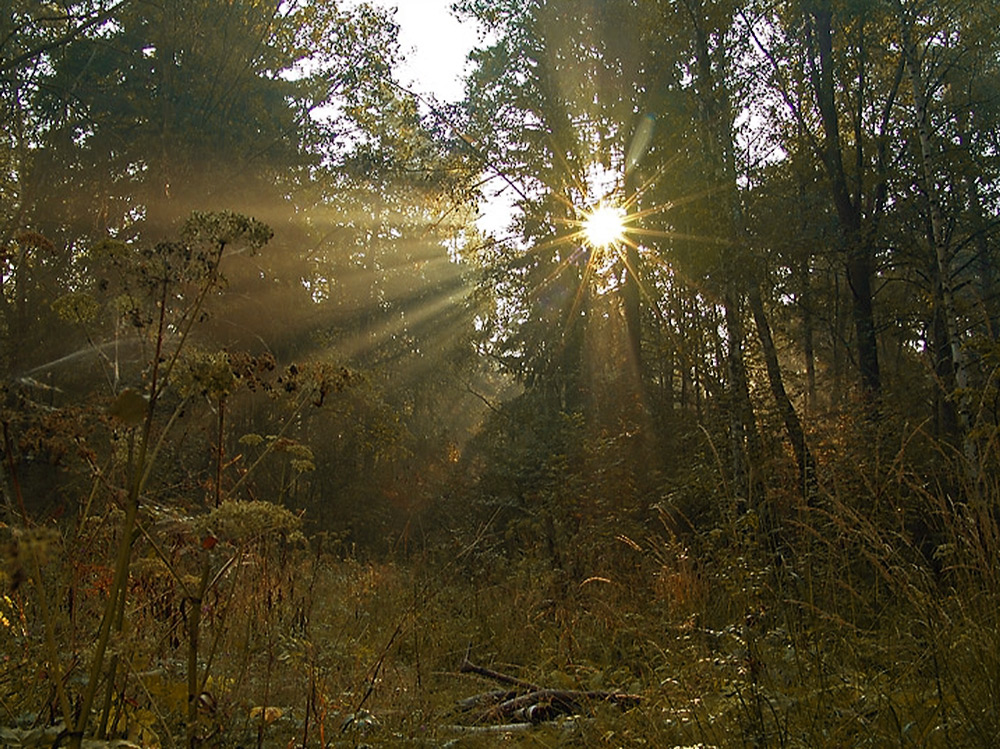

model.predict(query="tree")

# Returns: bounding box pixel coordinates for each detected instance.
[749,0,904,406]
[0,1,402,373]
[458,0,651,405]
[889,0,1000,474]
[3,0,483,543]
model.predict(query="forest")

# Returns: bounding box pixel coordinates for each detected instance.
[1,0,999,746]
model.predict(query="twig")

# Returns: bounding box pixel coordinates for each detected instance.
[458,656,540,692]
[444,722,534,733]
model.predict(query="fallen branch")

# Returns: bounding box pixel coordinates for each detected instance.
[477,688,642,725]
[453,654,641,728]
[454,688,519,713]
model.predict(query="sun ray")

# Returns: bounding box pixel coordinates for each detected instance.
[626,227,728,244]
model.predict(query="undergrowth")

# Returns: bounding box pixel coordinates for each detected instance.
[3,417,998,748]
[0,215,996,746]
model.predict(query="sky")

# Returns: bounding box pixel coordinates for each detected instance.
[375,0,482,103]
[363,1,515,235]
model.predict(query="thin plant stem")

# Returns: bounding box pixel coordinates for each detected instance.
[71,237,227,746]
[186,550,211,749]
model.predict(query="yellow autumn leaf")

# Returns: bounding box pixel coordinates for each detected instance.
[249,705,283,724]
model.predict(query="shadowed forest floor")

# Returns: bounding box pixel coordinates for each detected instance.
[3,431,997,749]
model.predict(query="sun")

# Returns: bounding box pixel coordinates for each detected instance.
[583,202,626,249]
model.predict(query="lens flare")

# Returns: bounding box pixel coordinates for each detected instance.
[583,203,626,248]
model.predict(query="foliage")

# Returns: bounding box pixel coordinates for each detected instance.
[2,0,1000,746]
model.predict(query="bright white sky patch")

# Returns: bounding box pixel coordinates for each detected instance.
[378,0,481,103]
[361,0,510,234]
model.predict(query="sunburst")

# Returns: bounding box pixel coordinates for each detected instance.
[582,202,626,249]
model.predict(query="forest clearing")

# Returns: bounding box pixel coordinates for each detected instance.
[2,0,1000,746]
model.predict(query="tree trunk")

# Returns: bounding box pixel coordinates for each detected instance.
[622,171,643,376]
[749,282,817,503]
[724,289,762,507]
[931,288,959,438]
[623,243,642,373]
[797,254,817,412]
[681,0,762,505]
[896,2,976,470]
[809,3,882,402]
